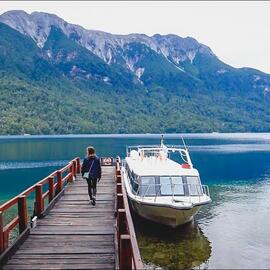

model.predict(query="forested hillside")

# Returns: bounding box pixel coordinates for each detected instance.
[0,11,270,135]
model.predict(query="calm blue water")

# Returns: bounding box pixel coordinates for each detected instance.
[0,133,270,269]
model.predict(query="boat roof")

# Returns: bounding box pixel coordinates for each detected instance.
[125,156,199,177]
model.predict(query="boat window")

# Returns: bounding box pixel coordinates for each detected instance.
[141,176,156,196]
[171,177,185,195]
[159,177,184,196]
[159,177,172,195]
[186,176,203,195]
[126,165,132,180]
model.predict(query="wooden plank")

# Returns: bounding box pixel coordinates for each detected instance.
[11,254,114,259]
[56,198,115,203]
[30,226,114,231]
[53,200,114,205]
[16,247,114,254]
[62,194,113,198]
[36,220,115,226]
[45,213,115,218]
[49,209,114,214]
[30,231,114,235]
[3,263,114,270]
[5,259,114,265]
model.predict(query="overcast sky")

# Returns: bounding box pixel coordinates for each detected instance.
[1,1,270,73]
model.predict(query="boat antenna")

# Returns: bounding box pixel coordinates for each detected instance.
[181,136,188,151]
[161,134,164,146]
[126,145,129,157]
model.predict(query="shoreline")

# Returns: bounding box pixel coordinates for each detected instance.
[0,132,270,140]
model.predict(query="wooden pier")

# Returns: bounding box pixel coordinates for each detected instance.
[0,157,143,269]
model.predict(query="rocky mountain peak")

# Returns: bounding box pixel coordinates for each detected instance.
[0,10,74,47]
[0,10,215,68]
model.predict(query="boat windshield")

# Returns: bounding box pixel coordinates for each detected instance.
[137,175,203,197]
[160,176,184,195]
[141,176,156,196]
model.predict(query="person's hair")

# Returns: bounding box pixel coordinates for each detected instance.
[87,146,95,156]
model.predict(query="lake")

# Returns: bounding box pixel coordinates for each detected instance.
[0,133,270,269]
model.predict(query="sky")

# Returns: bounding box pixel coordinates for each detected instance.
[1,1,270,73]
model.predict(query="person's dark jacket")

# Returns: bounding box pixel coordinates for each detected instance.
[81,156,102,179]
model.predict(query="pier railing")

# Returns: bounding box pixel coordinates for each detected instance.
[115,160,144,269]
[0,157,80,254]
[0,156,144,270]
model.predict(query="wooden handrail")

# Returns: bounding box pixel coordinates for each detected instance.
[3,217,19,235]
[121,178,142,267]
[115,161,144,270]
[0,157,81,254]
[0,197,19,212]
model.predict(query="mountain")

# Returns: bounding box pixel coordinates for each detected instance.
[0,10,270,135]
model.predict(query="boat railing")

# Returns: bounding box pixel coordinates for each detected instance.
[133,183,210,203]
[202,185,210,197]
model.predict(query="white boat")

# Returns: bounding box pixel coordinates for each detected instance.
[122,137,211,228]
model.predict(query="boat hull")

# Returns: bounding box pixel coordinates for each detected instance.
[129,197,201,228]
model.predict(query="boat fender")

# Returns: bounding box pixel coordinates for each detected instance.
[181,163,191,169]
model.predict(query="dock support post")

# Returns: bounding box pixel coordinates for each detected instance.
[18,196,28,233]
[48,177,54,202]
[56,170,62,194]
[120,235,132,270]
[35,184,43,216]
[0,211,3,253]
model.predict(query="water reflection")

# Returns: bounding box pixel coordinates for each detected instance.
[133,212,212,270]
[198,181,270,269]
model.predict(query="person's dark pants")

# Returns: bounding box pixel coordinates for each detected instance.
[86,177,97,199]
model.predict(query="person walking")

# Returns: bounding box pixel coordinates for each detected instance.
[81,146,102,206]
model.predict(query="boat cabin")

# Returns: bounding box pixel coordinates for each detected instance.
[125,145,204,198]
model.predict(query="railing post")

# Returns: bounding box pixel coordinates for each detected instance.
[116,162,121,177]
[116,175,122,184]
[116,169,121,177]
[56,170,62,193]
[48,177,54,202]
[18,195,28,233]
[76,157,81,174]
[117,209,127,250]
[68,165,73,183]
[3,231,8,250]
[0,211,3,253]
[35,184,43,216]
[72,160,77,180]
[117,194,124,210]
[120,235,132,270]
[117,183,122,194]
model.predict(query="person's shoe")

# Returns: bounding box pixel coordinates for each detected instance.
[91,198,96,206]
[89,198,92,204]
